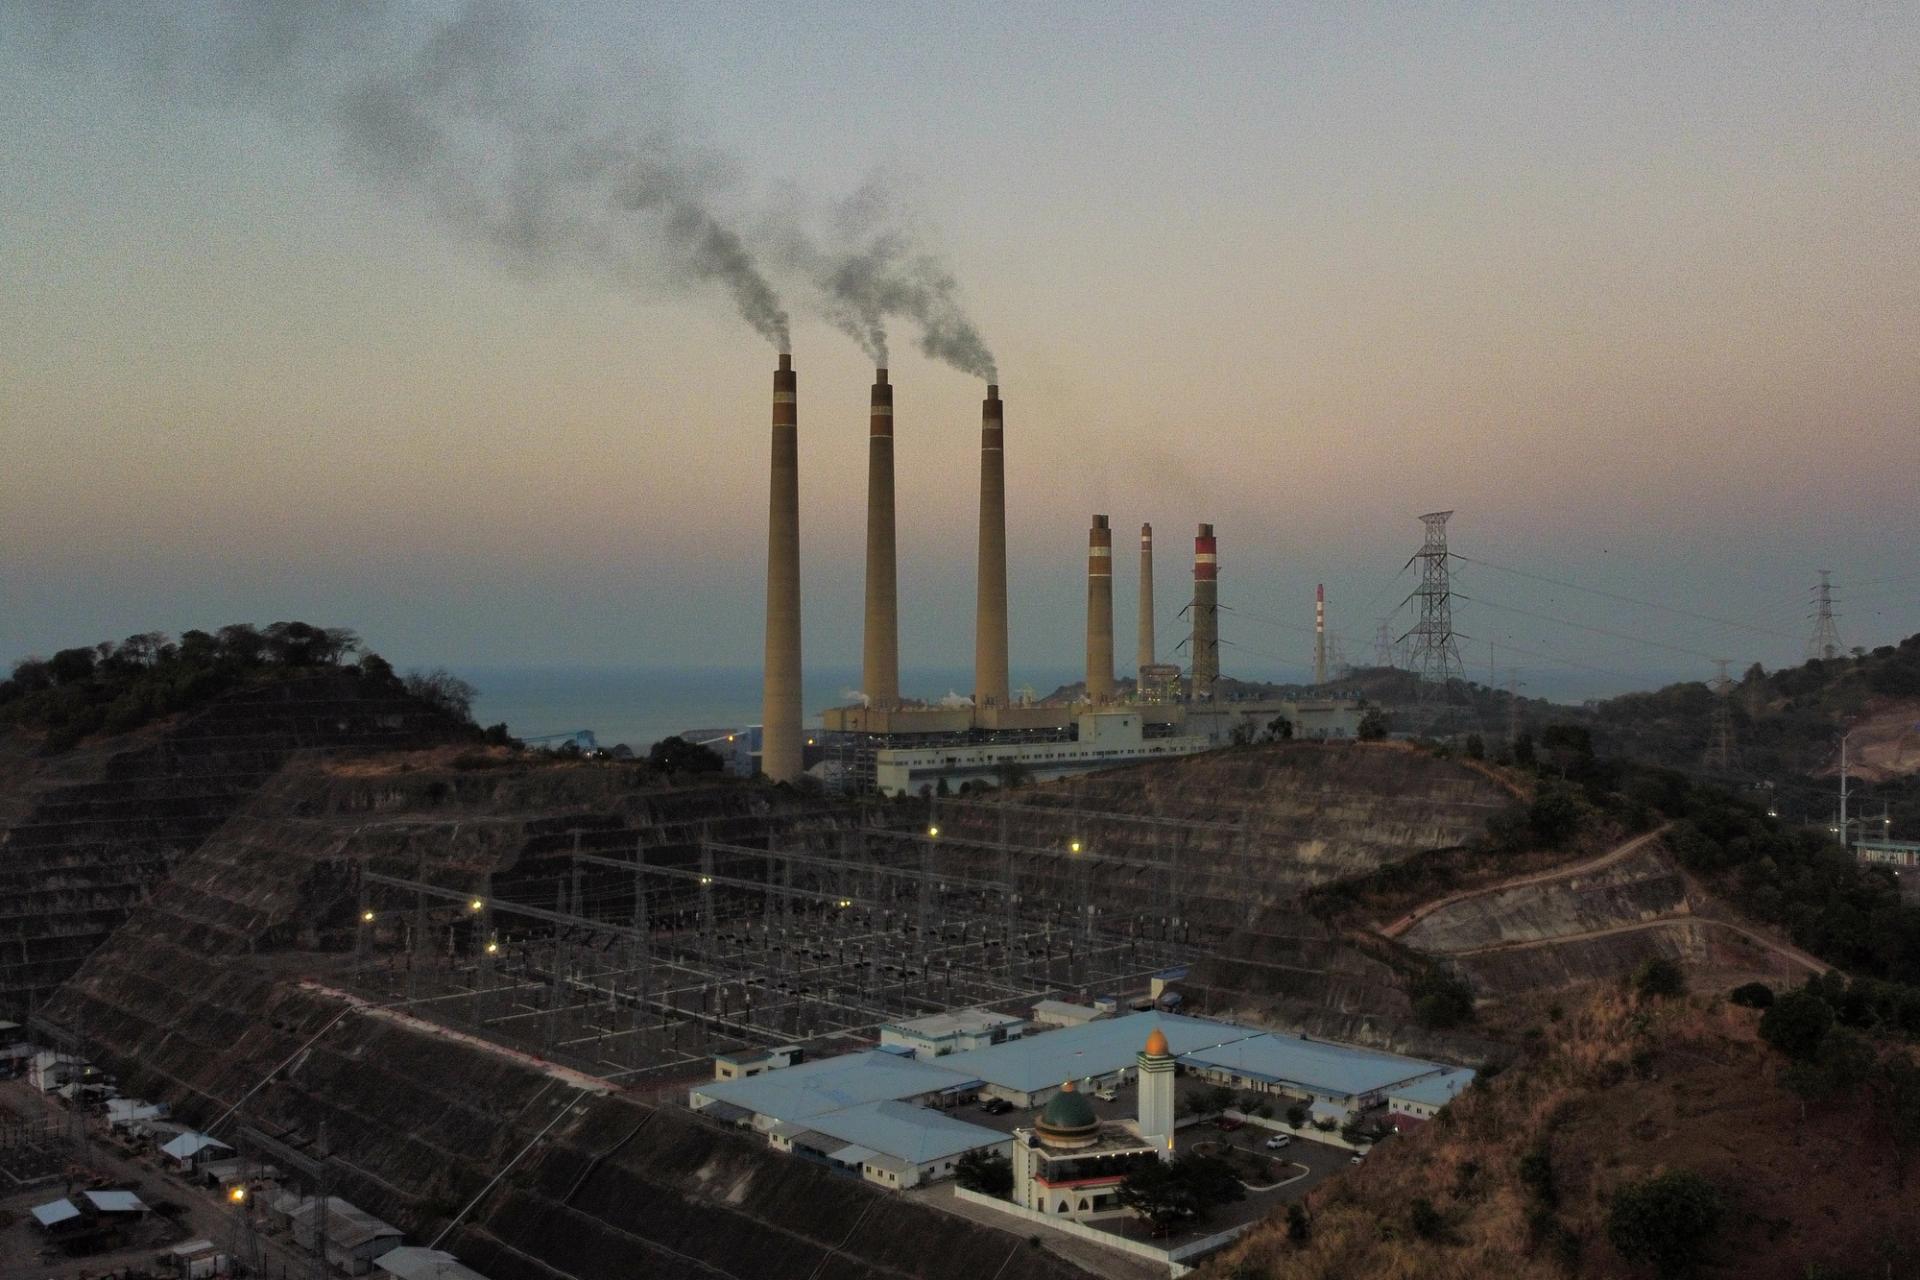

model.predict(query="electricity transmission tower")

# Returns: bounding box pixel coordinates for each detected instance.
[1704,658,1736,772]
[1403,511,1465,697]
[1807,570,1844,661]
[1374,619,1395,669]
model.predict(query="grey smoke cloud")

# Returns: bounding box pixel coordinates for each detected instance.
[792,179,998,380]
[9,0,792,350]
[817,231,998,381]
[5,0,998,373]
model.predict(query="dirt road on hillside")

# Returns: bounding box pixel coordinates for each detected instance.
[1380,825,1672,940]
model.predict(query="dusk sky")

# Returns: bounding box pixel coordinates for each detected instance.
[3,2,1916,701]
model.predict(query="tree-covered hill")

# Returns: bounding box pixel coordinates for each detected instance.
[2,622,470,752]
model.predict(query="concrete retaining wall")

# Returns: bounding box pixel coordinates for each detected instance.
[953,1185,1249,1273]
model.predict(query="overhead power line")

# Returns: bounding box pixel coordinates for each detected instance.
[1455,592,1734,664]
[1450,552,1797,642]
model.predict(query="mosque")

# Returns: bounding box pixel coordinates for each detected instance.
[1009,1027,1177,1219]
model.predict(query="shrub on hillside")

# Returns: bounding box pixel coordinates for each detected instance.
[1633,957,1688,999]
[1729,982,1775,1009]
[1412,969,1476,1029]
[1760,989,1836,1061]
[1605,1170,1723,1279]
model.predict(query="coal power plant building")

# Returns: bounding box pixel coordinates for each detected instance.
[754,360,1360,791]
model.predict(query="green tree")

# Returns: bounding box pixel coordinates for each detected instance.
[1116,1160,1189,1233]
[404,667,479,722]
[954,1149,1013,1197]
[1409,1196,1447,1241]
[1266,715,1293,741]
[1759,989,1834,1061]
[1412,968,1476,1029]
[1517,1144,1557,1207]
[1116,1154,1246,1233]
[1605,1171,1723,1279]
[1285,1103,1308,1129]
[1633,957,1687,999]
[1527,785,1582,846]
[1728,982,1774,1009]
[1879,1056,1920,1189]
[647,735,725,773]
[1358,710,1389,741]
[1286,1201,1311,1243]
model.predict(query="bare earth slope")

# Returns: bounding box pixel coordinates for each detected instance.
[1207,990,1920,1280]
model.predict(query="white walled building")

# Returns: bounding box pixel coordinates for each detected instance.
[880,1009,1027,1059]
[712,1045,805,1081]
[874,712,1208,798]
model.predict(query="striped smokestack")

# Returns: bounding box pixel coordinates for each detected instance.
[1191,522,1219,701]
[861,368,899,709]
[1314,583,1327,686]
[1086,514,1114,703]
[973,384,1010,708]
[1137,522,1155,676]
[761,354,803,782]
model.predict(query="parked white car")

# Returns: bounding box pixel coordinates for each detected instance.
[1264,1135,1292,1150]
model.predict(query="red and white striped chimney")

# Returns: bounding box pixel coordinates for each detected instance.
[1191,523,1218,700]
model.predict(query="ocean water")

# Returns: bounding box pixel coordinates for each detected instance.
[456,665,1079,751]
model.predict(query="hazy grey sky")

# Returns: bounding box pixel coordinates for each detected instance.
[2,2,1915,698]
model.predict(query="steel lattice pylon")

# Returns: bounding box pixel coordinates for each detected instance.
[1403,511,1465,696]
[1705,658,1736,772]
[1808,570,1844,662]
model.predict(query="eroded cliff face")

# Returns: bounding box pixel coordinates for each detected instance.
[41,754,1083,1280]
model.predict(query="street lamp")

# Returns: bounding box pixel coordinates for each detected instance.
[228,1185,246,1204]
[927,825,940,838]
[361,909,375,924]
[469,898,485,912]
[485,939,499,956]
[1069,840,1083,855]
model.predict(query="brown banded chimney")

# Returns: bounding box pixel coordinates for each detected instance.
[861,368,899,709]
[761,354,803,781]
[1137,522,1155,678]
[973,385,1010,708]
[1086,514,1114,702]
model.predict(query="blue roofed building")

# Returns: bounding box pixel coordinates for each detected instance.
[687,1050,979,1131]
[1178,1032,1451,1115]
[773,1099,1013,1188]
[1387,1068,1477,1131]
[940,1010,1257,1107]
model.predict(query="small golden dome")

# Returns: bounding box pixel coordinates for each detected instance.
[1144,1028,1170,1057]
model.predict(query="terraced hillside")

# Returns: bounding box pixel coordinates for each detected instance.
[930,742,1516,1050]
[1394,830,1824,999]
[0,672,471,1013]
[42,752,1082,1280]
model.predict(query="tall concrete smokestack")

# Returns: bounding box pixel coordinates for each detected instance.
[1137,522,1155,677]
[973,385,1010,708]
[1086,515,1114,703]
[1314,583,1327,686]
[1191,523,1219,701]
[762,354,803,782]
[861,368,899,709]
